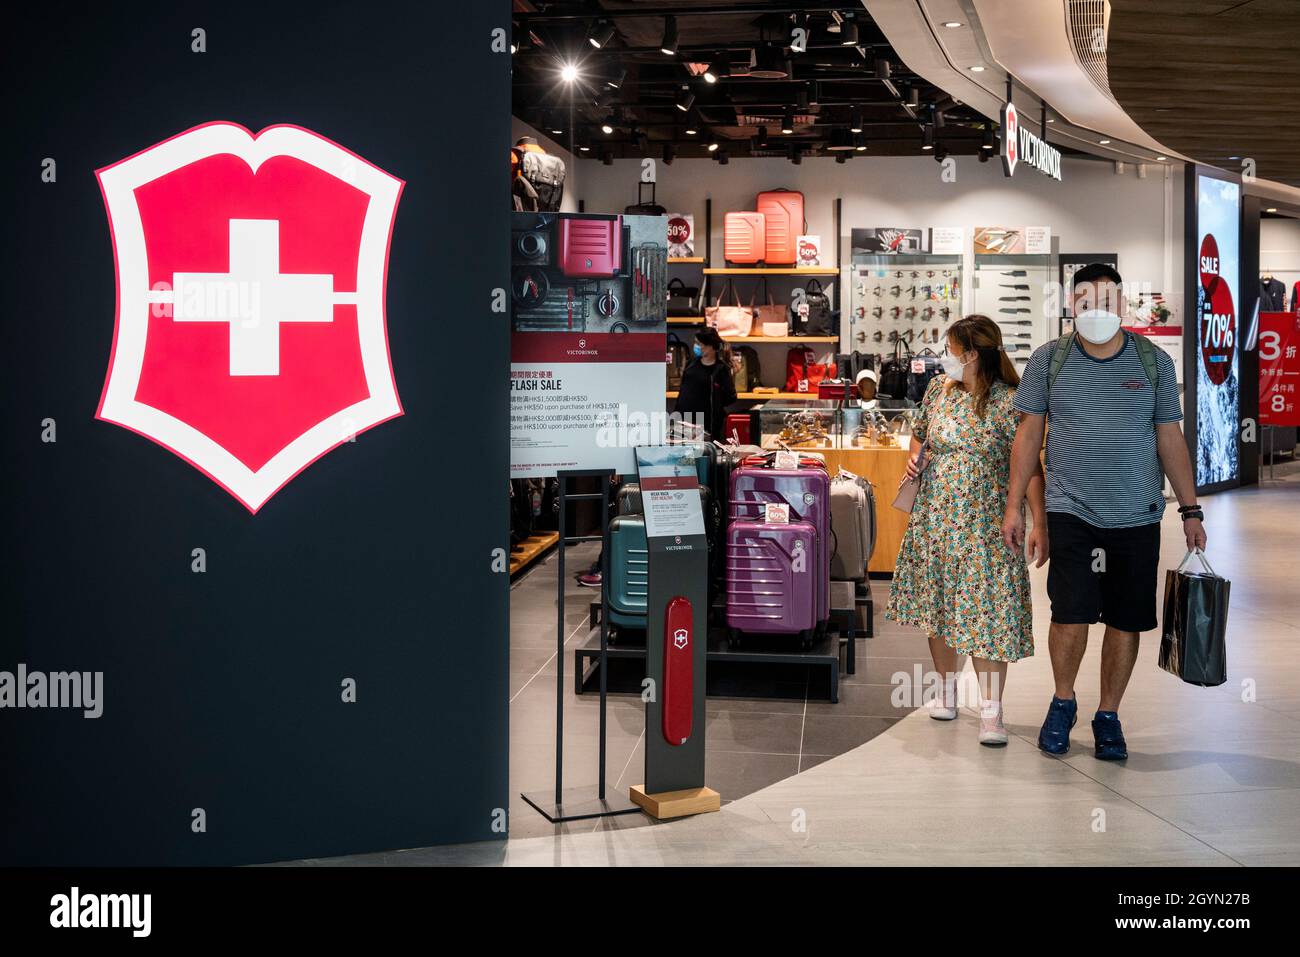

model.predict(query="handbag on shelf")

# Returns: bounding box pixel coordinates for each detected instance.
[752,279,788,336]
[890,441,929,513]
[878,339,912,399]
[907,348,944,403]
[794,278,834,336]
[666,277,700,317]
[1158,548,1230,687]
[705,280,753,337]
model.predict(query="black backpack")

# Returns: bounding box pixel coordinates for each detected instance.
[794,279,833,336]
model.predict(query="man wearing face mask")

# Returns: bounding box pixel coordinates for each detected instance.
[1002,264,1205,761]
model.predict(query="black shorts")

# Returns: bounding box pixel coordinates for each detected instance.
[1046,512,1161,633]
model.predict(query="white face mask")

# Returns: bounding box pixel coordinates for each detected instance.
[1074,308,1123,344]
[941,353,974,382]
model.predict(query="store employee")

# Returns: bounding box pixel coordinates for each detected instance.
[674,328,737,439]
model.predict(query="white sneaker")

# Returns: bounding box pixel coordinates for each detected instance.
[978,704,1008,746]
[927,697,959,721]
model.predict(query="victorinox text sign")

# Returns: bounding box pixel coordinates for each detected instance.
[1000,102,1062,182]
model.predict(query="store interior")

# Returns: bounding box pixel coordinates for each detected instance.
[502,1,1300,850]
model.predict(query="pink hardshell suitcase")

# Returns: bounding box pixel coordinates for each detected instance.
[726,520,818,642]
[558,216,623,277]
[756,189,804,265]
[729,463,830,628]
[723,211,766,265]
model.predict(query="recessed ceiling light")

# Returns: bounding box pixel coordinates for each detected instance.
[1098,139,1111,145]
[684,126,698,135]
[1266,207,1279,213]
[968,65,985,72]
[1156,155,1167,161]
[1046,117,1055,124]
[560,63,579,83]
[943,21,963,28]
[601,122,614,135]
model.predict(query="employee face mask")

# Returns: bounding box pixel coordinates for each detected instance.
[692,344,704,357]
[1074,309,1123,344]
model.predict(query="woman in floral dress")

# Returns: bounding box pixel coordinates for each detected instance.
[886,315,1047,746]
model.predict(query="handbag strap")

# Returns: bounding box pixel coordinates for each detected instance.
[1176,547,1218,577]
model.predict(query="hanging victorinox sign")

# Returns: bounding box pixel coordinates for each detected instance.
[1000,102,1062,181]
[96,122,405,513]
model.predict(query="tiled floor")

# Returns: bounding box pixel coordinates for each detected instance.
[309,460,1300,866]
[506,541,926,839]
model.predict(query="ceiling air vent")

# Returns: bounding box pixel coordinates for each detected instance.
[1065,0,1115,103]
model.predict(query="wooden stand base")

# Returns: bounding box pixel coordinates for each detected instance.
[629,785,721,820]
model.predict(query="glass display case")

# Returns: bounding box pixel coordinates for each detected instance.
[752,399,920,450]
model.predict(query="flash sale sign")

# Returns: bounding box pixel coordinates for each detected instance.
[1198,233,1236,386]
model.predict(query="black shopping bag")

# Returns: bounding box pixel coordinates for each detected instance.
[1158,549,1230,687]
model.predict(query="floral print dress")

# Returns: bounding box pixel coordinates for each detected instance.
[885,376,1033,661]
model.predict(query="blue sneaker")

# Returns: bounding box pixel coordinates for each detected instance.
[1092,711,1128,760]
[1037,695,1077,755]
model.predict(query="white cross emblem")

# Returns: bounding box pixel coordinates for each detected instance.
[171,219,342,376]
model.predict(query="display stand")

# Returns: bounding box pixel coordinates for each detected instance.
[629,446,719,820]
[520,468,641,823]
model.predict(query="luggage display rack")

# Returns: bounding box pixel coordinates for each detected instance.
[581,582,867,705]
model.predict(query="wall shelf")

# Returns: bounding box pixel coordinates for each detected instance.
[703,267,839,276]
[668,256,705,264]
[667,390,822,401]
[724,335,837,344]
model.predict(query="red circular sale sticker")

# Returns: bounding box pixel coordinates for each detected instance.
[1198,232,1235,386]
[667,216,691,246]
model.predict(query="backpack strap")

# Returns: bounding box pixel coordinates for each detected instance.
[1044,331,1077,410]
[1130,332,1160,393]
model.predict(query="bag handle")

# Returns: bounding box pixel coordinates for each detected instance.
[1176,547,1218,577]
[713,278,739,308]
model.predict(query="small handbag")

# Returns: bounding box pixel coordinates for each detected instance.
[891,441,929,513]
[705,280,753,337]
[666,277,699,317]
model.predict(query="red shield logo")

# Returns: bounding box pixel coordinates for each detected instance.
[1002,102,1019,177]
[95,122,404,513]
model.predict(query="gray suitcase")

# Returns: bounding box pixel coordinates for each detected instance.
[829,473,876,581]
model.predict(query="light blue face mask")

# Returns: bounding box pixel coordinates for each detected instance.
[693,344,704,357]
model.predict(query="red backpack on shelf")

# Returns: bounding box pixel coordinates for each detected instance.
[784,346,835,394]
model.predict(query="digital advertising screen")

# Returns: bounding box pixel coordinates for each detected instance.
[1191,172,1241,489]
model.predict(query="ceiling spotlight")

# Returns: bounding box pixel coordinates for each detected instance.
[1046,117,1055,124]
[684,125,698,135]
[921,124,935,150]
[601,120,615,135]
[828,128,854,151]
[874,58,891,79]
[933,145,950,163]
[943,21,963,28]
[1266,207,1279,213]
[855,134,867,152]
[781,109,795,135]
[560,63,579,83]
[836,154,848,164]
[850,109,863,134]
[791,146,802,165]
[981,126,995,151]
[796,86,810,111]
[578,141,591,153]
[601,150,613,166]
[1099,138,1111,145]
[705,134,719,152]
[755,126,769,148]
[978,149,990,164]
[675,87,695,112]
[587,19,615,49]
[660,15,678,55]
[663,143,675,165]
[1156,155,1167,161]
[968,65,985,72]
[717,151,730,166]
[605,66,626,90]
[549,116,564,135]
[907,87,920,108]
[841,20,859,46]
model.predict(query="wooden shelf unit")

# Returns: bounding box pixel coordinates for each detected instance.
[703,267,840,276]
[668,256,705,263]
[509,531,559,576]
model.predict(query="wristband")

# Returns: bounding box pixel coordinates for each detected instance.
[1177,504,1201,514]
[1181,510,1204,522]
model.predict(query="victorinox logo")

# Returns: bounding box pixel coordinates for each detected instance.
[95,122,404,513]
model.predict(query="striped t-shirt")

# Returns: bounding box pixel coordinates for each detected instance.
[1013,333,1181,528]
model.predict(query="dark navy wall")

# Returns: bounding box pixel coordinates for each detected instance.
[0,1,510,864]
